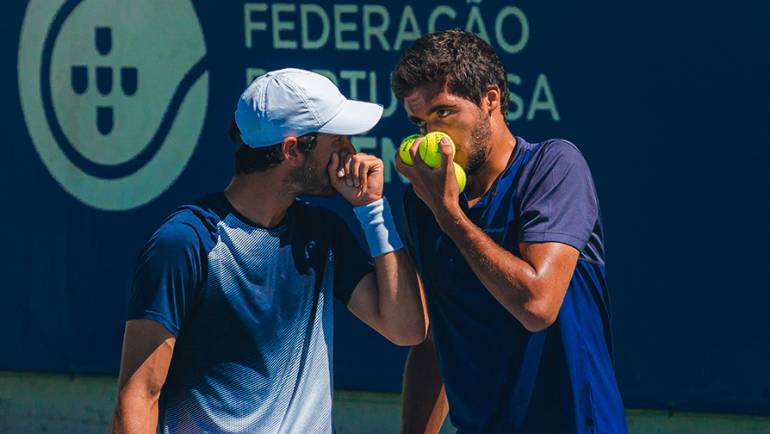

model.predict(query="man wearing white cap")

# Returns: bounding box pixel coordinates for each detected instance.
[110,68,427,434]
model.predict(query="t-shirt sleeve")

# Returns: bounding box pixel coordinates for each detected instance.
[330,212,375,305]
[127,220,205,336]
[518,140,599,251]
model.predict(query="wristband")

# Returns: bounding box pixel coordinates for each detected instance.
[353,197,404,257]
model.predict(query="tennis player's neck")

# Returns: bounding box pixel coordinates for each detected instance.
[465,130,517,202]
[224,173,295,228]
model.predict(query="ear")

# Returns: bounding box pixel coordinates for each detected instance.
[483,86,501,115]
[281,137,302,164]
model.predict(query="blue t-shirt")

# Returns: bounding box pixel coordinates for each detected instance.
[403,137,626,434]
[127,193,373,433]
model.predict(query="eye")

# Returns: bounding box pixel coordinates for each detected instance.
[437,108,452,118]
[411,118,426,129]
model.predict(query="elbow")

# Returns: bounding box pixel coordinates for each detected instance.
[521,316,556,333]
[116,382,163,410]
[520,299,559,333]
[112,384,162,434]
[397,328,429,346]
[384,320,428,347]
[389,333,427,347]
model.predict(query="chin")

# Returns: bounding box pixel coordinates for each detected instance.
[465,146,490,175]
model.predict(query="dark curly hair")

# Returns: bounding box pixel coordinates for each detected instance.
[228,119,317,174]
[391,29,509,116]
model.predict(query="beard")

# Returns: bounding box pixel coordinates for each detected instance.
[287,155,336,197]
[465,109,492,175]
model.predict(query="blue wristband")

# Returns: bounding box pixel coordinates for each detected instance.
[353,197,404,257]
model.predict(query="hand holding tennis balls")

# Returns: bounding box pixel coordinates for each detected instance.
[398,131,467,193]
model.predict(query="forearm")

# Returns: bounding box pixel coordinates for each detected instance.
[352,195,427,344]
[437,211,548,331]
[373,248,427,344]
[401,336,448,434]
[112,321,174,434]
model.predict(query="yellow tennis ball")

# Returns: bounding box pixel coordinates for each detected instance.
[419,131,454,168]
[398,131,466,192]
[453,162,467,193]
[398,133,421,165]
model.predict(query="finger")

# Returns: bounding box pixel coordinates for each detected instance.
[358,159,369,191]
[336,152,347,178]
[440,142,458,194]
[394,157,407,177]
[343,154,355,187]
[328,153,348,192]
[329,152,341,181]
[408,136,421,162]
[350,155,363,188]
[356,155,381,188]
[439,136,454,171]
[410,136,430,170]
[444,154,456,184]
[395,152,415,179]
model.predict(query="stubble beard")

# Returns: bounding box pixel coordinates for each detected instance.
[288,156,336,197]
[465,109,491,175]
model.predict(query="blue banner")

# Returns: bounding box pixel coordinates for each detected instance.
[2,0,769,417]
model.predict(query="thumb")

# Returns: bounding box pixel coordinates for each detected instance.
[439,136,454,171]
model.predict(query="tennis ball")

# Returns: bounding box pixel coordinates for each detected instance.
[422,133,465,192]
[419,131,452,168]
[399,131,455,168]
[398,134,422,166]
[453,162,467,193]
[398,132,466,193]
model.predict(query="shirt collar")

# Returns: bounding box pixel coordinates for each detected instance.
[461,136,528,211]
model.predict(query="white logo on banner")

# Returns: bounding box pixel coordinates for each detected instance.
[18,0,208,211]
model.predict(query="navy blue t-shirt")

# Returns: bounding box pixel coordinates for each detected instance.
[127,193,372,433]
[403,137,626,434]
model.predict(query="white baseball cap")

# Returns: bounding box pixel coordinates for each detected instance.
[235,68,384,148]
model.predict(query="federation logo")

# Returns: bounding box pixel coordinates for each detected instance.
[18,0,209,211]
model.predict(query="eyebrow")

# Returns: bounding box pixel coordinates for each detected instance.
[408,104,457,124]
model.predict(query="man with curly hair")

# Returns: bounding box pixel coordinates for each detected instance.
[392,29,626,433]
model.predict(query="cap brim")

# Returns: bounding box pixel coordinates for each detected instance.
[317,100,384,136]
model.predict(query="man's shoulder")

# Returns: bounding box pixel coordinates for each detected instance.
[516,137,593,186]
[531,137,582,158]
[149,194,225,254]
[530,138,588,166]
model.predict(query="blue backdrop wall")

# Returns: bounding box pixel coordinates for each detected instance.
[1,0,769,417]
